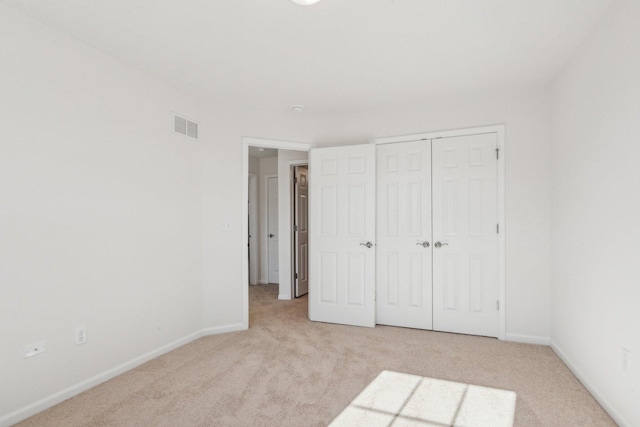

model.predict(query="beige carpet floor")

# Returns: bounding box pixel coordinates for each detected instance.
[18,284,614,427]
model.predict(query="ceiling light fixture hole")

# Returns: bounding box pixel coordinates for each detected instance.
[291,0,321,5]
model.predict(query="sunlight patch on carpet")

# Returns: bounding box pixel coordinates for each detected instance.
[329,370,516,427]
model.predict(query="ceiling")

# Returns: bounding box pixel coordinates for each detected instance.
[248,147,278,159]
[3,0,614,115]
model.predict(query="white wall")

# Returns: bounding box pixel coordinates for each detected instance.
[1,1,562,423]
[0,4,204,424]
[277,150,309,300]
[248,156,260,175]
[201,89,553,342]
[247,157,259,285]
[315,87,553,343]
[247,155,262,286]
[550,0,640,425]
[200,117,317,332]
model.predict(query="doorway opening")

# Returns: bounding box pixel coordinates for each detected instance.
[241,138,313,329]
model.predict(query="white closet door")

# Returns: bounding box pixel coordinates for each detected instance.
[432,133,499,337]
[267,177,279,284]
[309,144,376,328]
[376,141,433,329]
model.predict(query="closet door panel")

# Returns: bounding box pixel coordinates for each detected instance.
[432,133,499,337]
[376,140,433,330]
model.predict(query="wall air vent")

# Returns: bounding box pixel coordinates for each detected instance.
[173,114,198,140]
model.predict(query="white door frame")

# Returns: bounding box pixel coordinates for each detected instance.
[373,125,506,340]
[242,137,313,329]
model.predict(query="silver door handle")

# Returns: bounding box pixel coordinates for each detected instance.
[359,242,373,249]
[434,241,448,248]
[269,234,275,238]
[416,241,430,248]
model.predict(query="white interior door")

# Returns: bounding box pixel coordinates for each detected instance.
[309,144,376,328]
[294,166,309,297]
[267,176,279,284]
[376,140,433,329]
[248,174,258,285]
[432,133,499,337]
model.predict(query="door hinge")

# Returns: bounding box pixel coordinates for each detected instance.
[496,300,500,310]
[497,224,499,234]
[293,177,298,184]
[295,273,298,279]
[496,148,500,160]
[294,225,298,232]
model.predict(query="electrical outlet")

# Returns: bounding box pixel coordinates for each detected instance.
[221,223,232,231]
[622,347,630,372]
[25,341,46,358]
[76,326,88,345]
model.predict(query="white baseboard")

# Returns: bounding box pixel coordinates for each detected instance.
[0,323,251,427]
[278,294,291,300]
[201,323,246,336]
[0,330,203,427]
[505,333,550,345]
[551,339,629,427]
